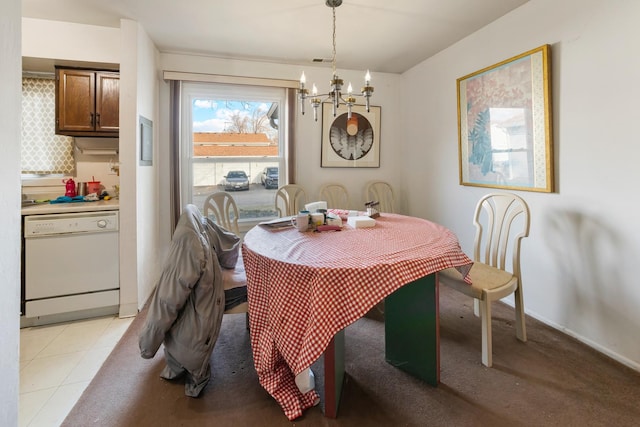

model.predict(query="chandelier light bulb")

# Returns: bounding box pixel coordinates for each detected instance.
[312,84,318,96]
[300,72,306,86]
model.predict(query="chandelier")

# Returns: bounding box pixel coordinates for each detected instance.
[298,0,374,121]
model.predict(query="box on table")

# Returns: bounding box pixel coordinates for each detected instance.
[347,216,376,228]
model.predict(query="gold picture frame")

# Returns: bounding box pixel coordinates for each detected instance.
[457,44,554,192]
[321,103,381,168]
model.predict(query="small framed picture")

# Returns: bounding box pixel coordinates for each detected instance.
[139,115,153,166]
[321,103,381,168]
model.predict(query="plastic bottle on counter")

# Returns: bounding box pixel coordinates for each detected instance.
[63,178,76,197]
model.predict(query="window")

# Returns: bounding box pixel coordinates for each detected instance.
[179,81,288,228]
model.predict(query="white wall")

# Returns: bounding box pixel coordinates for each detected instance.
[401,0,640,370]
[132,20,162,309]
[118,20,163,313]
[75,151,120,192]
[160,53,403,211]
[0,0,21,424]
[117,20,139,316]
[22,18,119,64]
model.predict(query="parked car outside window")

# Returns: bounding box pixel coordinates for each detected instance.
[260,167,279,189]
[224,170,250,191]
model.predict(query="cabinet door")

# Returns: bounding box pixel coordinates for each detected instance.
[56,69,95,133]
[96,72,120,133]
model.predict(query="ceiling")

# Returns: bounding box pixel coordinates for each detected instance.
[22,0,529,74]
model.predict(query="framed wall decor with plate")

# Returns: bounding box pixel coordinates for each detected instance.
[321,103,381,168]
[457,44,554,192]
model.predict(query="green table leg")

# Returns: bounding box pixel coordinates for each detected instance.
[385,274,440,385]
[323,328,345,418]
[323,274,438,418]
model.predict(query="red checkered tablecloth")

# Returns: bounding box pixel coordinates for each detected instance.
[242,213,472,420]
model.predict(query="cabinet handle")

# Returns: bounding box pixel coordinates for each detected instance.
[90,112,94,126]
[96,113,101,126]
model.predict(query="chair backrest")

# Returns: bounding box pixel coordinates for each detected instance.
[364,181,395,213]
[473,193,530,277]
[203,191,240,234]
[275,184,307,217]
[318,183,351,209]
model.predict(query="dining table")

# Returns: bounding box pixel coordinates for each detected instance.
[241,212,473,420]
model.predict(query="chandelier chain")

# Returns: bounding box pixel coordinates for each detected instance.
[332,5,337,75]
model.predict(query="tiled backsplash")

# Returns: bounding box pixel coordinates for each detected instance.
[21,77,75,174]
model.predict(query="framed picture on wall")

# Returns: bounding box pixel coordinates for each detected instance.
[321,103,381,168]
[139,115,153,166]
[457,44,554,192]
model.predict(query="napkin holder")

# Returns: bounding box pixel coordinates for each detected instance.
[365,201,380,218]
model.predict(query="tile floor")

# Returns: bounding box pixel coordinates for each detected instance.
[19,315,134,427]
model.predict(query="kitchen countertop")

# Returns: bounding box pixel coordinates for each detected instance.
[21,199,120,215]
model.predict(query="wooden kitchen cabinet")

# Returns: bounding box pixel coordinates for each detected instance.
[55,68,120,137]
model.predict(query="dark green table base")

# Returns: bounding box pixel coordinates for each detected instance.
[385,274,439,385]
[323,274,439,417]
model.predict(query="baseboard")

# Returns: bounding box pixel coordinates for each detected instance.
[119,302,138,318]
[20,305,118,328]
[500,299,640,373]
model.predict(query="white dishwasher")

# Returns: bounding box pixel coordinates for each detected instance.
[23,210,120,319]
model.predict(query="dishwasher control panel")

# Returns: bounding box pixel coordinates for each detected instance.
[24,211,119,236]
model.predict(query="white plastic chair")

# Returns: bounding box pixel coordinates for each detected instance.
[438,192,530,367]
[364,181,395,213]
[319,183,351,209]
[202,192,248,317]
[203,191,240,234]
[275,184,307,217]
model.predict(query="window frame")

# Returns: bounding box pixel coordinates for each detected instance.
[168,74,297,232]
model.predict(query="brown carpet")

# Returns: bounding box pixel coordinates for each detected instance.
[63,286,640,426]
